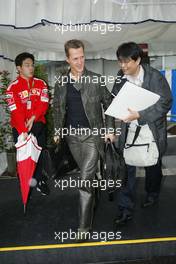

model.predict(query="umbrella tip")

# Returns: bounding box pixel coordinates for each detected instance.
[24,205,26,215]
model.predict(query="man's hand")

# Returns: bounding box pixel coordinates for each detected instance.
[104,134,116,143]
[53,135,60,144]
[26,115,36,132]
[122,108,140,123]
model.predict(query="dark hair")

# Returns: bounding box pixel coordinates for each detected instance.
[64,39,84,58]
[116,42,144,62]
[15,52,34,67]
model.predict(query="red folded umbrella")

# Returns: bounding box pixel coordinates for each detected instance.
[15,134,42,213]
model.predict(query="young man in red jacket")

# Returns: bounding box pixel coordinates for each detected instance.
[6,52,50,195]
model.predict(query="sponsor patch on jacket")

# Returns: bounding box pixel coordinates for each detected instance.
[9,104,17,111]
[42,88,48,94]
[41,96,49,102]
[41,88,49,102]
[5,93,13,99]
[19,90,29,99]
[5,92,15,105]
[30,88,41,96]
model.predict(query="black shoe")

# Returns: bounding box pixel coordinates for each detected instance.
[75,229,90,243]
[141,196,158,208]
[114,212,132,226]
[36,180,50,195]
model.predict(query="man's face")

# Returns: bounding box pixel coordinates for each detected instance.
[66,47,85,75]
[17,58,34,79]
[118,57,141,76]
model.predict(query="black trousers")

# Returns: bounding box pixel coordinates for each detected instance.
[66,134,99,231]
[118,160,163,214]
[12,122,46,182]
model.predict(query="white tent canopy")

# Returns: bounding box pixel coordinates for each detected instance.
[1,0,176,71]
[1,0,176,27]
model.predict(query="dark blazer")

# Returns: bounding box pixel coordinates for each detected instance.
[53,68,115,158]
[112,64,173,156]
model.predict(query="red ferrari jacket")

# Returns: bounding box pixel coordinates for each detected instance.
[5,76,49,134]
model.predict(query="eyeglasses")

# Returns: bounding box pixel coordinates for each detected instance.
[23,63,35,68]
[118,58,133,65]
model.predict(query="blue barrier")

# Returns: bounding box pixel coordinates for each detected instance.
[160,69,176,122]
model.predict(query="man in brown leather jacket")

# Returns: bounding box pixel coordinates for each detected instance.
[53,39,115,241]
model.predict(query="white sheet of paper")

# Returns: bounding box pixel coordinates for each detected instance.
[105,81,160,119]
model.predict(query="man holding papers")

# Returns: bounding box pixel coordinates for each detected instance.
[112,42,172,225]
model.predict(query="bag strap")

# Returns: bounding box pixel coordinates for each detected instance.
[125,125,141,149]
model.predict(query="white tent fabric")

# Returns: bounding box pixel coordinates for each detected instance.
[1,22,176,61]
[1,0,176,66]
[1,0,176,27]
[0,38,27,75]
